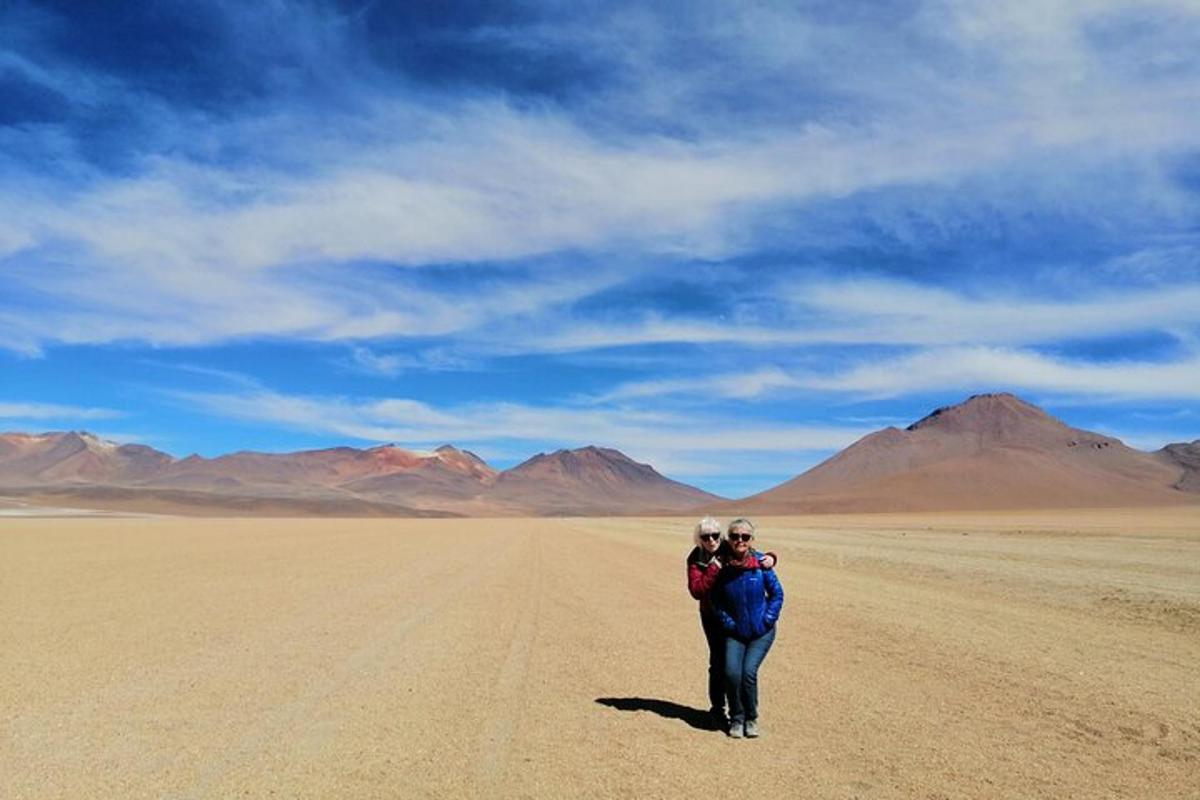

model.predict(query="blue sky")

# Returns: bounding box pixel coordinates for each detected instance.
[2,0,1199,496]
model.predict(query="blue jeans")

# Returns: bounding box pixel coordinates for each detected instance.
[724,625,776,724]
[700,613,726,713]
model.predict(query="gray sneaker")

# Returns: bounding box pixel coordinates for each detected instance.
[744,719,759,738]
[728,721,745,739]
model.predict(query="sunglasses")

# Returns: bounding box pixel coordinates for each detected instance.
[727,532,754,542]
[699,533,720,542]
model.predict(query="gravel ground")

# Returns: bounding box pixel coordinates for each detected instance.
[2,509,1198,798]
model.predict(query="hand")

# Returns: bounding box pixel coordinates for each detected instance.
[710,556,722,569]
[761,554,776,569]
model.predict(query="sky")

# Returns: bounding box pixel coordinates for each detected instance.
[2,0,1199,497]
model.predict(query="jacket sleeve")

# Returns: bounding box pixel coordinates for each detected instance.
[716,602,736,633]
[687,559,721,600]
[751,548,779,568]
[763,568,784,627]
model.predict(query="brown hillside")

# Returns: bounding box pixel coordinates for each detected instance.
[1156,441,1200,493]
[728,394,1196,513]
[0,432,173,485]
[487,446,722,515]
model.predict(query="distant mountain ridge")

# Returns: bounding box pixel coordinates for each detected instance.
[3,393,1197,516]
[0,432,719,516]
[489,446,717,515]
[726,393,1200,513]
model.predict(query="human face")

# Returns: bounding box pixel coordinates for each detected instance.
[728,527,753,556]
[699,531,721,553]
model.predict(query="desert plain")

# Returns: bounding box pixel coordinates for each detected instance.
[2,508,1198,799]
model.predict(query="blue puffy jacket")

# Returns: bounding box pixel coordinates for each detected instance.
[713,558,784,640]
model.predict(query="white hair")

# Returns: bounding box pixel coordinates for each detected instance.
[727,517,756,536]
[693,515,722,546]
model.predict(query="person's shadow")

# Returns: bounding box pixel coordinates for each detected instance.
[594,697,716,731]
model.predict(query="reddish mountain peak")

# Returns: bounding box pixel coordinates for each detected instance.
[513,446,640,474]
[362,444,427,470]
[906,392,1062,434]
[555,445,629,461]
[0,430,175,484]
[733,392,1194,513]
[493,444,718,513]
[427,444,496,479]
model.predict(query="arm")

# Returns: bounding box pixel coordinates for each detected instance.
[763,568,784,627]
[687,559,721,600]
[715,600,736,633]
[751,548,778,570]
[708,572,737,632]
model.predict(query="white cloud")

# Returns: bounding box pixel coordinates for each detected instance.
[810,347,1200,399]
[347,347,412,377]
[5,6,1200,354]
[174,388,872,459]
[495,278,1200,358]
[600,347,1200,403]
[787,279,1200,347]
[0,402,122,421]
[596,367,802,403]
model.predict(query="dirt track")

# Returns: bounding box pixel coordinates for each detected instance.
[3,510,1199,798]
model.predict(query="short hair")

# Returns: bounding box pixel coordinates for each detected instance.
[727,517,756,536]
[693,515,721,546]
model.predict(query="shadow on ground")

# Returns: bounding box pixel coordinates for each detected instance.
[595,697,716,731]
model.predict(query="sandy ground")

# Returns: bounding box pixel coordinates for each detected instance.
[2,509,1198,799]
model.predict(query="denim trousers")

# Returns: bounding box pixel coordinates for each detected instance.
[700,612,726,712]
[724,625,776,723]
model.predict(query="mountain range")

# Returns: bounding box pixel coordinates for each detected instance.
[1,393,1197,516]
[0,433,718,516]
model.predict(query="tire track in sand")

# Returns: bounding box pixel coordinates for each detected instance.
[180,533,521,800]
[471,526,543,796]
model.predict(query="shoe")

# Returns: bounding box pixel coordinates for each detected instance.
[728,721,744,739]
[744,719,759,738]
[708,708,727,731]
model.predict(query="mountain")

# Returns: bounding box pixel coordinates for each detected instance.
[728,394,1198,513]
[1156,441,1200,493]
[341,446,499,506]
[151,443,496,496]
[0,433,713,516]
[9,398,1194,517]
[485,446,721,515]
[0,432,174,485]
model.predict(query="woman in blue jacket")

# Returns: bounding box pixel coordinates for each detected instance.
[713,517,783,739]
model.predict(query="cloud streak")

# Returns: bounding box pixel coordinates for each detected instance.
[0,401,122,421]
[603,347,1200,402]
[173,387,871,469]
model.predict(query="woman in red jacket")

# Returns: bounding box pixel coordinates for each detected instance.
[686,515,776,730]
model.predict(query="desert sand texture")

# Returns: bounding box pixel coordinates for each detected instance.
[3,509,1199,799]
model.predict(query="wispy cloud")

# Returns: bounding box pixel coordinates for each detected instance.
[0,401,122,421]
[346,346,411,377]
[472,277,1200,358]
[601,347,1200,402]
[3,0,1199,352]
[173,387,871,464]
[810,347,1200,400]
